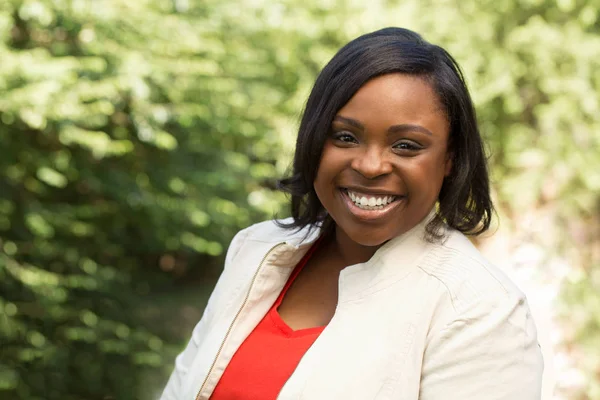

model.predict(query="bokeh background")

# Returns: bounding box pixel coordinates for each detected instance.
[1,0,599,399]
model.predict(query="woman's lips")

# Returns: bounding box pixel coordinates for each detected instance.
[346,189,397,209]
[340,189,404,221]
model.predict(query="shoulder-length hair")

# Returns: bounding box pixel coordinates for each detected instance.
[277,27,493,241]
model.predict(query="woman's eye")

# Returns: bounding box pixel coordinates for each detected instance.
[393,141,422,151]
[333,132,357,144]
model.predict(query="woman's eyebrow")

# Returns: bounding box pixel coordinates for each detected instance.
[334,115,433,136]
[333,115,364,131]
[388,124,433,136]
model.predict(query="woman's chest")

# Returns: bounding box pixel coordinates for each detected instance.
[276,257,342,330]
[191,252,437,400]
[277,292,428,400]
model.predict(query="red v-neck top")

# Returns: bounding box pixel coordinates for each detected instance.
[210,241,325,400]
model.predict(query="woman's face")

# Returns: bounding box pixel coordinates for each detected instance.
[313,73,452,248]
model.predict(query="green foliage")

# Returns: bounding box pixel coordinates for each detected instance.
[0,0,598,398]
[0,0,324,398]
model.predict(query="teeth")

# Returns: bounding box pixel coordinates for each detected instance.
[346,190,397,210]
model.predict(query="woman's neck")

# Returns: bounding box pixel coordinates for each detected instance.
[326,225,382,268]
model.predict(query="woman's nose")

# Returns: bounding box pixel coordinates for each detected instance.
[350,147,393,179]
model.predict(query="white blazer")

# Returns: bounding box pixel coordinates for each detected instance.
[160,214,543,400]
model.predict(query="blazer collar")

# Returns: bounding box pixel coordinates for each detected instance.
[337,208,439,301]
[252,208,439,296]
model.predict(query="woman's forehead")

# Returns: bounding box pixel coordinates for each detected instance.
[334,74,448,127]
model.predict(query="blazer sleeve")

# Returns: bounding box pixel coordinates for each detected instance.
[419,295,544,400]
[159,226,251,400]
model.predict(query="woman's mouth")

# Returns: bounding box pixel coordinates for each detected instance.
[340,188,404,220]
[346,189,397,210]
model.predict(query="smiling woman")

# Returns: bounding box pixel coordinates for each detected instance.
[314,75,452,250]
[161,28,543,400]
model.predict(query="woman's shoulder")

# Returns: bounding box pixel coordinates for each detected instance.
[419,229,529,318]
[222,218,320,273]
[418,231,543,399]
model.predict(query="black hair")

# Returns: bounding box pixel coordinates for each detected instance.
[277,27,493,241]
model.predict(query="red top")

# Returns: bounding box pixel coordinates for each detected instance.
[210,242,325,400]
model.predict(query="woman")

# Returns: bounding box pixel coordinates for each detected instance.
[161,27,544,400]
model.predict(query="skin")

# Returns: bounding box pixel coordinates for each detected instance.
[278,73,452,330]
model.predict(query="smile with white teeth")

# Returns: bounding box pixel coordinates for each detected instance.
[346,189,397,210]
